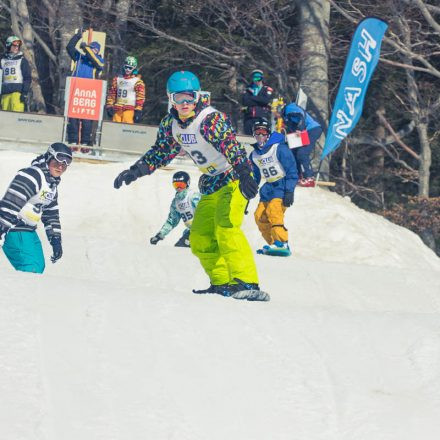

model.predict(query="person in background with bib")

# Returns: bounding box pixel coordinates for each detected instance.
[249,118,298,257]
[0,143,72,273]
[113,70,263,298]
[149,171,201,248]
[106,56,145,124]
[0,36,31,112]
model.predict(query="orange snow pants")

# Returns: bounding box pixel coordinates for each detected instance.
[254,198,288,245]
[113,109,134,124]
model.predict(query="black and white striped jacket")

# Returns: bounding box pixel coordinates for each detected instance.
[0,155,62,241]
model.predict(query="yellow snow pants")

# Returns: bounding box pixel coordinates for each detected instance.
[254,198,288,244]
[190,180,258,285]
[1,92,24,112]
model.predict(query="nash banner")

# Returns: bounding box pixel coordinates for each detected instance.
[66,77,105,120]
[321,17,388,159]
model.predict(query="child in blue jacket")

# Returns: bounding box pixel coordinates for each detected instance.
[249,119,298,256]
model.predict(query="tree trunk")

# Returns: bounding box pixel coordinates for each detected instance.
[112,0,132,71]
[57,0,83,109]
[298,0,330,179]
[10,0,47,112]
[399,17,431,197]
[371,119,386,207]
[417,121,431,197]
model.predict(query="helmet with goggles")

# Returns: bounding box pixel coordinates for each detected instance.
[124,56,138,69]
[6,35,22,48]
[47,143,73,166]
[172,171,190,190]
[167,71,201,105]
[252,118,271,135]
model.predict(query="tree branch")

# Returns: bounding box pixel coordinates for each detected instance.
[376,110,420,161]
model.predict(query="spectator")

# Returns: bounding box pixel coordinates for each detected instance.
[150,171,201,248]
[106,56,145,124]
[0,35,31,112]
[282,102,323,187]
[0,143,72,273]
[66,30,104,151]
[241,69,273,135]
[249,118,298,256]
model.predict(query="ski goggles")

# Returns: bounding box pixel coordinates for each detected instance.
[254,128,269,136]
[172,181,187,190]
[51,152,73,166]
[169,91,199,105]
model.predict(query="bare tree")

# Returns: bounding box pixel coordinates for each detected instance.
[297,0,331,178]
[112,0,132,70]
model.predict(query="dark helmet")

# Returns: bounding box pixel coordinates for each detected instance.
[47,142,73,166]
[252,118,271,135]
[172,171,190,187]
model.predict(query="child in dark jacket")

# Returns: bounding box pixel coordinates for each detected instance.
[249,119,298,256]
[283,102,322,187]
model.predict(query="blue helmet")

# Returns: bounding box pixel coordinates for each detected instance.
[166,71,201,94]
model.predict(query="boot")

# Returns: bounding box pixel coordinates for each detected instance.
[298,177,315,188]
[262,240,291,257]
[192,284,228,295]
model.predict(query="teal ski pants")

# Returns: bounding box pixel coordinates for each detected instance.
[2,230,45,273]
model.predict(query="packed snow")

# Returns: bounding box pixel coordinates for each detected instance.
[1,150,440,440]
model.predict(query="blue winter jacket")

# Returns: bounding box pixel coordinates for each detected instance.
[250,132,298,202]
[283,102,320,132]
[66,34,104,79]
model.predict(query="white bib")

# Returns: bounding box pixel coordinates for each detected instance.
[172,107,232,176]
[1,58,23,85]
[18,167,57,227]
[175,190,196,227]
[251,143,286,183]
[116,76,138,106]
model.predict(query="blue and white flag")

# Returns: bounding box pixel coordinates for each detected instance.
[321,17,388,159]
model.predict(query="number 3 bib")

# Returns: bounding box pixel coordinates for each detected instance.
[172,106,232,176]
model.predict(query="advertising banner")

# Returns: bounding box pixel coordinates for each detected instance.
[66,77,105,121]
[321,17,388,159]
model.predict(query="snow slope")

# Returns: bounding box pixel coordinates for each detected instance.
[1,150,440,440]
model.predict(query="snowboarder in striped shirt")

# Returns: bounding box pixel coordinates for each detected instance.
[0,143,72,273]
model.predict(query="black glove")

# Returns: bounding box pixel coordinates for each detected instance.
[106,106,115,118]
[134,110,142,123]
[49,236,63,263]
[79,41,87,50]
[235,162,259,200]
[114,169,139,189]
[150,234,163,245]
[283,191,294,207]
[20,93,27,104]
[114,159,152,189]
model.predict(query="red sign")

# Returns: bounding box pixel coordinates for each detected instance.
[67,77,103,120]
